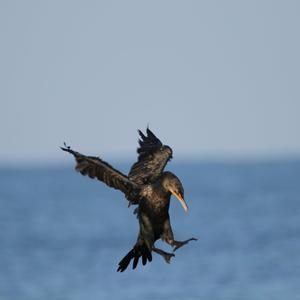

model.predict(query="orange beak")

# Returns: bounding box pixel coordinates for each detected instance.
[170,190,188,212]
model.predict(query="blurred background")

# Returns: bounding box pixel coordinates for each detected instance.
[1,1,300,299]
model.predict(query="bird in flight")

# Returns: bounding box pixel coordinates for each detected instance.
[61,128,196,272]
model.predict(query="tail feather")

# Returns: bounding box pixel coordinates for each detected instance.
[117,244,152,272]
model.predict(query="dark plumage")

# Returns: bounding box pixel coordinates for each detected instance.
[61,128,196,272]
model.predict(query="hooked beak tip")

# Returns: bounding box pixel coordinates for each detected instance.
[170,190,189,213]
[182,201,189,213]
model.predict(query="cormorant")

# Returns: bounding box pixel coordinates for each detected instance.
[61,128,196,272]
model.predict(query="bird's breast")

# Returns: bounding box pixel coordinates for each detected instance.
[140,185,154,198]
[140,185,170,216]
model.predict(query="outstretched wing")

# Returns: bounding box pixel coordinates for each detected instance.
[61,145,140,203]
[128,128,173,185]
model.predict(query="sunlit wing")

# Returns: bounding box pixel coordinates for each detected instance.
[128,128,173,185]
[61,145,140,203]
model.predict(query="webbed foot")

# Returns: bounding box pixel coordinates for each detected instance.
[152,247,175,264]
[172,237,197,252]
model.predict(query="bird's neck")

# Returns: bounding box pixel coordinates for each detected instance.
[160,171,176,193]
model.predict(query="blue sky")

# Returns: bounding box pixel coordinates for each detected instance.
[1,1,300,164]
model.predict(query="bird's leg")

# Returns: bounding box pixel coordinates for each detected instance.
[152,247,175,264]
[161,218,198,252]
[167,237,198,252]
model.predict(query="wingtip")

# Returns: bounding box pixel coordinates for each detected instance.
[138,125,155,139]
[138,129,146,140]
[60,142,73,153]
[117,266,123,272]
[146,127,157,139]
[144,124,153,137]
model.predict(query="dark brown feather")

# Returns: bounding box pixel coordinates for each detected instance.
[61,146,139,202]
[128,128,173,185]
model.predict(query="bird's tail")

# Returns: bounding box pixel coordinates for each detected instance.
[117,243,152,272]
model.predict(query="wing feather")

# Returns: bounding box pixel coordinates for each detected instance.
[128,128,173,184]
[61,146,139,203]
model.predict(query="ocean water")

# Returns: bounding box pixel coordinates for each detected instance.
[0,161,299,300]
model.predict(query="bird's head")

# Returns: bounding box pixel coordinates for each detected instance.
[163,172,188,212]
